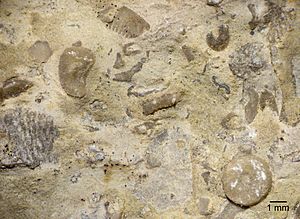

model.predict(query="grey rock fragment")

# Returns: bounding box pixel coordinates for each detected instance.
[113,52,125,69]
[181,45,195,62]
[0,108,59,169]
[248,4,260,30]
[259,89,278,113]
[113,60,144,82]
[229,42,265,79]
[198,197,212,215]
[214,201,244,219]
[294,201,300,219]
[123,42,142,56]
[245,88,259,124]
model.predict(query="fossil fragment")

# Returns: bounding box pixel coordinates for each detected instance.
[221,112,244,130]
[142,92,182,115]
[133,121,156,135]
[206,25,230,51]
[222,155,272,206]
[113,58,145,82]
[207,0,223,6]
[123,42,142,56]
[100,6,150,38]
[113,6,150,38]
[96,3,119,23]
[0,108,59,169]
[113,52,125,69]
[246,2,295,42]
[245,88,259,124]
[292,54,300,98]
[212,76,230,94]
[181,45,195,62]
[215,201,244,219]
[248,4,260,31]
[229,42,265,79]
[28,40,53,63]
[2,77,33,99]
[259,90,278,113]
[127,83,167,97]
[265,2,295,42]
[58,44,95,97]
[198,197,213,216]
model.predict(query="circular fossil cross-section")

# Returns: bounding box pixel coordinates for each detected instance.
[222,155,272,206]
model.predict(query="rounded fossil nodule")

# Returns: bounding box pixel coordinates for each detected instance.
[206,24,230,51]
[222,155,272,207]
[58,44,95,98]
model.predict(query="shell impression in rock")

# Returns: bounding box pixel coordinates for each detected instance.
[0,108,59,169]
[58,44,95,98]
[206,24,230,51]
[222,155,272,206]
[100,6,150,38]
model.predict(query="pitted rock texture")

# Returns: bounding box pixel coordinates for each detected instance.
[0,108,59,169]
[222,155,272,207]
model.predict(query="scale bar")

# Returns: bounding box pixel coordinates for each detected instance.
[269,201,287,203]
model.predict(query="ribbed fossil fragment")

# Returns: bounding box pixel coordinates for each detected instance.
[222,155,272,206]
[99,6,150,38]
[206,25,230,51]
[2,77,33,99]
[58,44,95,98]
[142,92,182,115]
[0,108,59,169]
